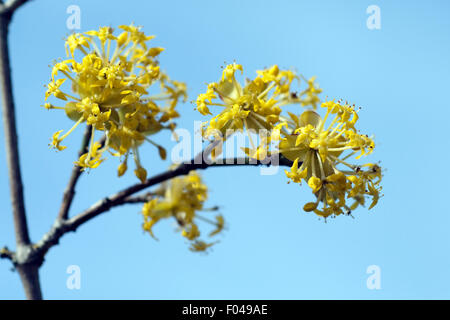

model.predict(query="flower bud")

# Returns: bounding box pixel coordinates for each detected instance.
[134,167,147,183]
[117,162,127,177]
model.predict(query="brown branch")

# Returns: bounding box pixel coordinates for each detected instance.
[33,154,293,258]
[57,125,92,221]
[68,155,291,230]
[16,264,42,299]
[0,2,41,300]
[0,14,29,246]
[121,192,156,204]
[0,0,31,15]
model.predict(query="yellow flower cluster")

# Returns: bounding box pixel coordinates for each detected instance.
[44,25,187,182]
[196,63,321,141]
[196,63,382,219]
[280,102,382,218]
[142,171,224,252]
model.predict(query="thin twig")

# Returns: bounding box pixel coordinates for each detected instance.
[121,192,156,204]
[69,155,291,230]
[0,0,31,15]
[33,154,293,257]
[57,125,92,221]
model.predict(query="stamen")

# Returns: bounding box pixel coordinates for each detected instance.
[147,94,172,101]
[328,121,343,137]
[341,151,357,161]
[328,154,355,170]
[325,114,339,133]
[110,43,120,64]
[257,82,275,99]
[64,93,81,102]
[204,103,226,107]
[195,215,219,226]
[90,40,103,58]
[243,118,256,150]
[132,144,142,168]
[61,70,76,82]
[316,151,326,179]
[317,107,331,132]
[311,150,317,177]
[59,116,85,141]
[85,125,96,165]
[327,146,354,152]
[106,39,111,61]
[79,47,89,56]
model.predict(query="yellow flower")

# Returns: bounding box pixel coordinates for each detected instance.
[278,101,382,218]
[307,176,322,193]
[284,158,307,183]
[44,24,187,181]
[189,240,217,252]
[51,60,72,81]
[45,79,67,101]
[74,142,105,169]
[65,33,90,57]
[209,215,225,237]
[222,63,243,82]
[141,171,223,251]
[195,63,322,155]
[43,103,54,110]
[50,130,67,151]
[84,26,116,44]
[182,224,200,240]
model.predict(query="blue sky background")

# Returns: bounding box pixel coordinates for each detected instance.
[1,0,450,299]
